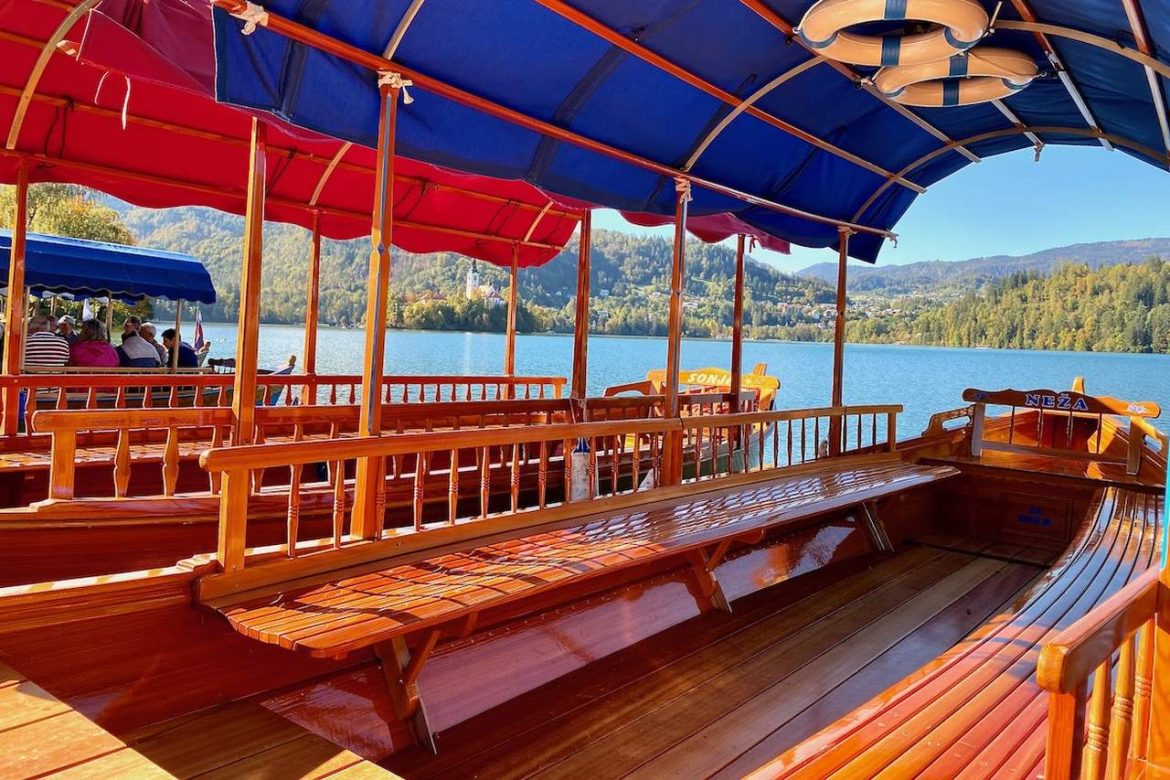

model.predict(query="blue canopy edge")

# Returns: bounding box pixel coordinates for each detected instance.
[0,230,217,304]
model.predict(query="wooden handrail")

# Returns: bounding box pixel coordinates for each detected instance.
[1038,568,1159,693]
[681,404,902,429]
[202,418,676,472]
[1038,567,1161,779]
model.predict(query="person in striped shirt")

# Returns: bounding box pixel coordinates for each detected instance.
[24,315,70,368]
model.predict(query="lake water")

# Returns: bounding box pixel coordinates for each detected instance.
[199,323,1170,439]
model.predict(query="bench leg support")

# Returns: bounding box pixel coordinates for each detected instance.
[861,500,894,553]
[375,631,439,754]
[687,549,732,614]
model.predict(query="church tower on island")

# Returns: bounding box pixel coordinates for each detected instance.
[465,259,481,300]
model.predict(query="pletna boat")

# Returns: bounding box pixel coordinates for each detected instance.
[0,1,1168,779]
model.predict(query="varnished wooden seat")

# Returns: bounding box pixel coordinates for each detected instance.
[209,460,957,659]
[751,486,1163,779]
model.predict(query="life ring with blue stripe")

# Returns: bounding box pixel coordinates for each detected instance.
[797,0,989,67]
[874,48,1038,106]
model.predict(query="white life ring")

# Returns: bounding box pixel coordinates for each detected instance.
[797,0,989,67]
[874,48,1039,107]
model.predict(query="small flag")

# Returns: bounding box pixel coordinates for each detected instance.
[192,306,205,352]
[81,298,94,322]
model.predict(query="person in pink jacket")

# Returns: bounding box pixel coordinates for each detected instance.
[68,320,120,368]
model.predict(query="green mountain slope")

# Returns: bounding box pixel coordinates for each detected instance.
[120,205,837,338]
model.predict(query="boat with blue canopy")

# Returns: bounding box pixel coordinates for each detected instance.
[0,0,1166,778]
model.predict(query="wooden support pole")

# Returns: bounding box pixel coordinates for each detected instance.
[171,300,183,371]
[663,180,690,486]
[375,636,437,754]
[352,81,400,540]
[231,118,267,446]
[570,210,591,400]
[303,211,322,376]
[730,234,746,411]
[829,228,850,456]
[2,162,28,435]
[504,242,519,388]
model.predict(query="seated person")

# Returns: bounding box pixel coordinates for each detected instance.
[121,315,142,344]
[68,320,120,368]
[162,328,198,369]
[57,315,79,344]
[138,323,168,364]
[117,329,162,368]
[24,315,71,368]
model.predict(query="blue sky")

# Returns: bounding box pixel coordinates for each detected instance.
[591,145,1170,273]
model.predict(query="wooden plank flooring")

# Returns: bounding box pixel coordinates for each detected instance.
[0,660,172,780]
[386,543,1038,779]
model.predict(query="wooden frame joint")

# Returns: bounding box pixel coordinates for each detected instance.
[687,548,731,613]
[374,630,440,753]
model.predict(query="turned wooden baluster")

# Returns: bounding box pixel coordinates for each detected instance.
[1133,620,1155,762]
[286,424,304,557]
[785,420,793,466]
[413,452,427,531]
[169,383,180,408]
[692,426,703,481]
[1105,635,1137,780]
[347,384,356,404]
[1084,659,1113,780]
[609,434,620,496]
[54,386,67,411]
[208,425,224,495]
[160,426,180,496]
[23,387,38,434]
[331,460,345,548]
[538,440,549,507]
[630,432,641,493]
[650,433,661,485]
[479,447,491,518]
[113,428,131,497]
[510,443,521,512]
[587,438,597,499]
[448,448,459,525]
[251,426,267,493]
[563,438,573,502]
[328,384,337,405]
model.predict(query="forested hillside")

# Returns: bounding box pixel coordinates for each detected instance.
[848,260,1170,353]
[800,237,1170,297]
[120,205,838,338]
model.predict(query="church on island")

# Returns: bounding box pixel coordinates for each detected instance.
[465,259,506,308]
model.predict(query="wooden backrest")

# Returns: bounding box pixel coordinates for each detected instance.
[963,387,1166,476]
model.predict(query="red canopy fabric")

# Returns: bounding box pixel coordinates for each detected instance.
[0,0,581,267]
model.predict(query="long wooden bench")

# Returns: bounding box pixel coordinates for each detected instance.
[0,659,173,779]
[750,485,1164,779]
[204,457,956,750]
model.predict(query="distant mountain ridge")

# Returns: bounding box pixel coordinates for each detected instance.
[799,238,1170,295]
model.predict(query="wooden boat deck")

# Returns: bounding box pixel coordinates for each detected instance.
[0,659,172,779]
[385,542,1042,778]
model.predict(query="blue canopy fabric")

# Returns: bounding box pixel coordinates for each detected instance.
[0,230,216,304]
[210,0,1170,263]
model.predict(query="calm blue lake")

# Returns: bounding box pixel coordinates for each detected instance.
[199,323,1170,440]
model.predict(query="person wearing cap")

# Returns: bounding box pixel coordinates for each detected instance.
[57,315,79,345]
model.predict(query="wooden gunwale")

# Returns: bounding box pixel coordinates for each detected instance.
[762,487,1161,778]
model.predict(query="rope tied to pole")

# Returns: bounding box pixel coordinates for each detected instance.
[674,176,692,203]
[228,1,270,35]
[378,71,415,104]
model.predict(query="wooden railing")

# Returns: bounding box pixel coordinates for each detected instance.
[0,373,566,435]
[31,398,571,501]
[1038,568,1161,779]
[583,391,759,422]
[196,405,901,587]
[682,405,900,479]
[964,388,1163,476]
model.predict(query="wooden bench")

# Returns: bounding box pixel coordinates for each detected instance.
[205,458,957,751]
[751,485,1164,779]
[0,659,173,779]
